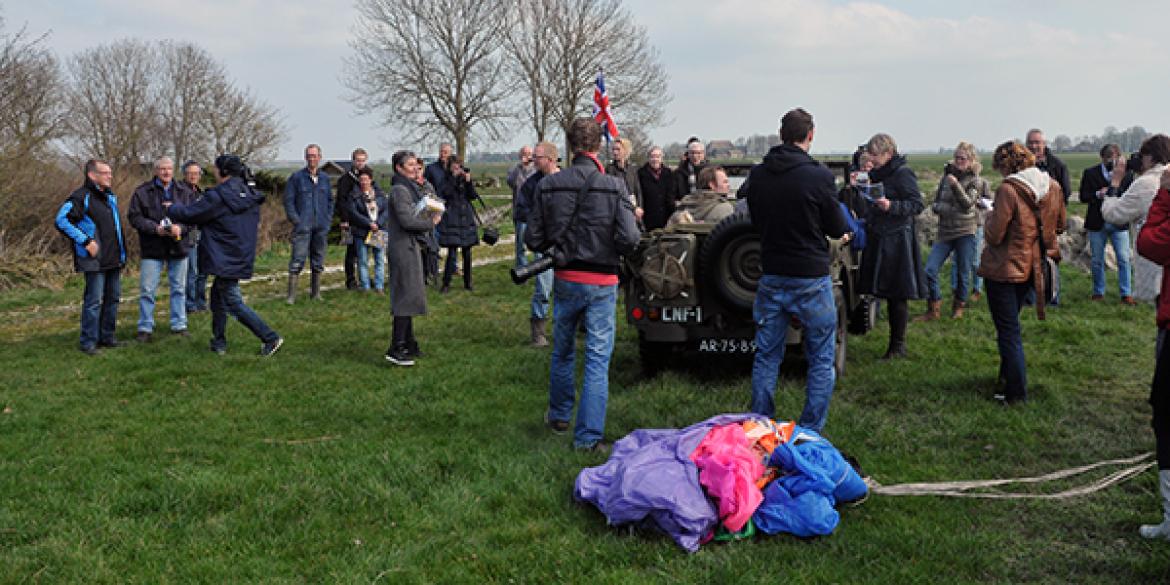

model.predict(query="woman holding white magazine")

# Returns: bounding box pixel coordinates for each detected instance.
[1102,134,1170,303]
[384,150,444,366]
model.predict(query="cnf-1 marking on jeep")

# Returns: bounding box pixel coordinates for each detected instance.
[623,161,878,376]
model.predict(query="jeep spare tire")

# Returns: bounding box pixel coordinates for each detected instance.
[700,210,760,312]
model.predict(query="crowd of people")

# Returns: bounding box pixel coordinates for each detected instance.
[52,111,1170,539]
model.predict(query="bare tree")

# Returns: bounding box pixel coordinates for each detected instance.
[157,41,222,164]
[507,0,671,155]
[64,39,160,174]
[504,0,557,142]
[0,16,65,158]
[346,0,514,161]
[205,83,287,163]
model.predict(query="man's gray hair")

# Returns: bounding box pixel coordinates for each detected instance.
[305,143,322,156]
[153,156,175,171]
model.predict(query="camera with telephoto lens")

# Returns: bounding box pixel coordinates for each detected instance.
[510,255,555,284]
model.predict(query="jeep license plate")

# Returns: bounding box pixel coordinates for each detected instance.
[698,339,757,353]
[660,306,702,323]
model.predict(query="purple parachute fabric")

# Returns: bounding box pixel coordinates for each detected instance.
[573,413,760,553]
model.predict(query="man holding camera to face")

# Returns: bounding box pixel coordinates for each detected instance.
[1080,143,1135,303]
[525,118,640,452]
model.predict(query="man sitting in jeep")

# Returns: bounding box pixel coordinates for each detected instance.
[667,165,736,228]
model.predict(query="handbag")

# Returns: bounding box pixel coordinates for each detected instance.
[471,201,499,245]
[1024,194,1059,306]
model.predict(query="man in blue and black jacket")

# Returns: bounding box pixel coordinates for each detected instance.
[55,159,127,355]
[744,108,848,433]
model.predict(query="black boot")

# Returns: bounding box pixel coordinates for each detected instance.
[286,273,298,305]
[385,317,414,366]
[881,299,908,360]
[310,271,322,301]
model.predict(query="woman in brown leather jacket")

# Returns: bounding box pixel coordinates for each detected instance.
[977,141,1066,404]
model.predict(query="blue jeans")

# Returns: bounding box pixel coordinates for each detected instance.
[750,275,837,433]
[986,280,1031,400]
[514,221,529,269]
[547,278,617,448]
[1088,224,1132,297]
[209,277,279,351]
[80,268,121,349]
[185,243,208,311]
[355,240,385,290]
[926,234,977,302]
[289,227,328,274]
[138,257,188,332]
[951,225,983,295]
[531,251,553,320]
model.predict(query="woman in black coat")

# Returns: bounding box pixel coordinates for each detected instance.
[437,157,481,293]
[857,133,928,359]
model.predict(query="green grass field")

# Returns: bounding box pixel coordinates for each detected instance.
[3,236,1170,583]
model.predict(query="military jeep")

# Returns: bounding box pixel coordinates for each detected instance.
[623,161,878,376]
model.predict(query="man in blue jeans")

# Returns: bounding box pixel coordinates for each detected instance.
[744,108,848,433]
[55,159,127,355]
[517,141,559,346]
[525,118,640,452]
[168,155,282,357]
[1079,143,1134,302]
[180,161,208,312]
[507,145,536,269]
[128,156,197,341]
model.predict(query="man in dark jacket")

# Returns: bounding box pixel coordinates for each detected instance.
[637,146,676,230]
[507,145,536,270]
[128,156,197,342]
[55,159,127,355]
[181,161,208,313]
[744,108,848,433]
[1079,143,1134,302]
[674,139,707,200]
[525,118,640,452]
[424,142,455,276]
[1026,129,1071,203]
[168,155,282,357]
[606,138,643,222]
[284,143,334,303]
[517,141,560,346]
[334,148,373,291]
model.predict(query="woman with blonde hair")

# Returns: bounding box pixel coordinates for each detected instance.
[918,141,991,320]
[978,141,1066,404]
[857,133,928,359]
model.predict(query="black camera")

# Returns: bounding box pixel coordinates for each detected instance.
[511,255,554,284]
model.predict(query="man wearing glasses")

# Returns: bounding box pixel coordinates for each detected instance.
[55,159,128,355]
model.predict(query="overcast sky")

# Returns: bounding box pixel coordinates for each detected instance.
[5,0,1167,161]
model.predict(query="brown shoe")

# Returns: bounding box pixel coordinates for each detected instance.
[969,291,982,303]
[950,300,966,319]
[1122,296,1138,306]
[136,331,153,343]
[1091,294,1104,301]
[913,300,942,322]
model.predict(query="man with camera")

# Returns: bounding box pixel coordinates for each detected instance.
[128,156,197,341]
[744,108,848,433]
[1080,143,1135,303]
[515,141,561,347]
[524,118,640,452]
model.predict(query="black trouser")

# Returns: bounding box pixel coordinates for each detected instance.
[392,316,415,349]
[886,298,908,349]
[344,241,358,288]
[1153,329,1170,470]
[443,246,472,287]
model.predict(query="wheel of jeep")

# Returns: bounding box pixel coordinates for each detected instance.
[700,211,760,312]
[834,287,847,377]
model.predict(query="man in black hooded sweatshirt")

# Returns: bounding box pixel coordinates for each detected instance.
[744,108,848,433]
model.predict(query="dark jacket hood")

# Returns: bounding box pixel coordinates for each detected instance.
[761,144,820,176]
[219,177,265,214]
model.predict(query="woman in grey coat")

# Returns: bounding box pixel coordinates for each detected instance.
[385,150,443,366]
